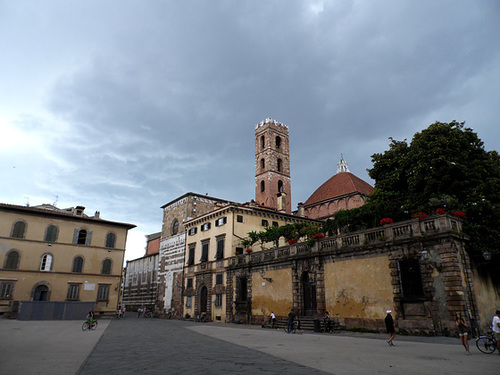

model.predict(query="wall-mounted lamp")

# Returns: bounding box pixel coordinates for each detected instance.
[482,250,491,261]
[421,249,429,260]
[259,270,272,283]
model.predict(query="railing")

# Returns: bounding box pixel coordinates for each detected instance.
[228,214,461,267]
[392,224,412,237]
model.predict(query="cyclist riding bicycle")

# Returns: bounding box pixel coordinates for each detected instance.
[87,308,95,326]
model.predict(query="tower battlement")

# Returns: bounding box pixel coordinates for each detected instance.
[255,118,289,133]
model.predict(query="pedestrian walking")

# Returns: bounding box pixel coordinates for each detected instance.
[385,310,396,346]
[455,312,470,354]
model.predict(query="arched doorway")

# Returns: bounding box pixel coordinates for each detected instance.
[200,286,208,313]
[34,285,49,301]
[302,272,317,316]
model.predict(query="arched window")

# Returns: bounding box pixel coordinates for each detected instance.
[4,250,19,269]
[172,219,179,236]
[40,254,53,271]
[72,256,83,273]
[260,135,265,149]
[260,180,265,192]
[77,229,87,245]
[278,180,284,193]
[261,158,265,169]
[275,136,281,148]
[101,259,112,275]
[105,232,116,248]
[11,221,26,238]
[277,158,282,172]
[44,225,58,242]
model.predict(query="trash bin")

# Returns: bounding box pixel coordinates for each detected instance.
[314,318,321,332]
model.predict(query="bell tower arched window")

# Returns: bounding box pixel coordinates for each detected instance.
[275,136,281,148]
[261,135,265,149]
[261,181,265,192]
[277,158,282,172]
[278,180,284,193]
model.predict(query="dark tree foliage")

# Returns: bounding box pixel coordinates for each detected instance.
[353,121,500,272]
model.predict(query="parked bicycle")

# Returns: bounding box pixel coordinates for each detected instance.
[82,319,98,331]
[324,318,341,333]
[143,310,154,318]
[476,332,497,354]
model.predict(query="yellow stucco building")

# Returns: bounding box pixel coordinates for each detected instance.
[0,203,135,318]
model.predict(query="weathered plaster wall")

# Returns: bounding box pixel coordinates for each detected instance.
[472,270,500,332]
[324,256,393,319]
[251,268,293,317]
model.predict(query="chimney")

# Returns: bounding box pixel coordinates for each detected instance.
[94,211,100,219]
[297,203,305,217]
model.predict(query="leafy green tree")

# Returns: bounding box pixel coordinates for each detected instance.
[367,121,500,267]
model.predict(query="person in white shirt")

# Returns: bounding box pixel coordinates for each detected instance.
[270,312,276,328]
[492,309,500,355]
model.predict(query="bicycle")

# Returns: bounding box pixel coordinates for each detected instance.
[324,319,341,333]
[476,332,497,354]
[143,310,154,318]
[285,321,299,334]
[82,319,98,331]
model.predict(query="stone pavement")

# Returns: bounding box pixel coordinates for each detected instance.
[0,318,110,375]
[1,316,499,374]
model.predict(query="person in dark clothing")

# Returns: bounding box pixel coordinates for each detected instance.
[287,309,296,333]
[385,310,396,346]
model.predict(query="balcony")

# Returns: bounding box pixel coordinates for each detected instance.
[228,214,463,268]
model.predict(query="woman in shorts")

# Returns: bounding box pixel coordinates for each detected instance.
[456,312,470,354]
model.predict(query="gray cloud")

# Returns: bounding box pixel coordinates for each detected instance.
[1,0,499,259]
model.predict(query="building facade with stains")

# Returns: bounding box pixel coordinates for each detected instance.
[227,213,482,335]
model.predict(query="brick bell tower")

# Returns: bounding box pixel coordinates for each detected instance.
[255,118,292,214]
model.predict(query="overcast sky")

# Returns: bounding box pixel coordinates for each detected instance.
[1,1,499,262]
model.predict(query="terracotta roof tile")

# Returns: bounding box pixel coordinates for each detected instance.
[304,172,374,207]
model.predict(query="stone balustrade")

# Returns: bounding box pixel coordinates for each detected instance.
[229,214,463,267]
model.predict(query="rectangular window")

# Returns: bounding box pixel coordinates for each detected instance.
[215,237,224,260]
[186,296,192,308]
[262,219,269,227]
[215,293,222,307]
[215,217,227,227]
[187,246,195,266]
[0,281,14,299]
[201,223,211,231]
[200,242,209,262]
[187,278,193,288]
[399,259,424,298]
[215,274,223,285]
[237,215,243,223]
[188,227,197,236]
[235,247,243,255]
[97,284,110,301]
[272,221,279,227]
[66,284,80,301]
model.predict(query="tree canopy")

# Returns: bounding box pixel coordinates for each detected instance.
[365,121,500,266]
